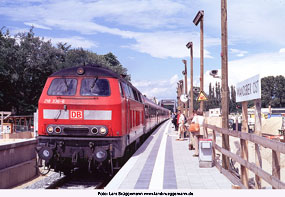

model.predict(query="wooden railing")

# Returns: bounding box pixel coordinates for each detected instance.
[204,123,285,189]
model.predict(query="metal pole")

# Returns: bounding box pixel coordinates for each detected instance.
[200,15,204,112]
[221,0,230,170]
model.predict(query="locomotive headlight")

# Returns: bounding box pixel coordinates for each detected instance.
[47,126,53,134]
[99,127,107,135]
[77,67,85,75]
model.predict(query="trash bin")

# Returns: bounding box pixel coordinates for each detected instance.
[199,139,213,168]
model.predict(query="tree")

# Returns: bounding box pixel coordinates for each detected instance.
[0,28,64,114]
[61,49,131,81]
[261,76,285,108]
[274,75,285,107]
[0,27,131,114]
[229,85,237,113]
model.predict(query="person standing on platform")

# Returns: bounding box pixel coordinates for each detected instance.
[171,112,178,130]
[188,110,196,150]
[176,111,186,141]
[176,110,181,132]
[190,109,205,156]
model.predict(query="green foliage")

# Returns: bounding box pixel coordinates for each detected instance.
[261,75,285,108]
[0,27,130,115]
[60,49,131,80]
[0,28,63,114]
[204,83,238,113]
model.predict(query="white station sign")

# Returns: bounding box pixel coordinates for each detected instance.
[236,74,261,102]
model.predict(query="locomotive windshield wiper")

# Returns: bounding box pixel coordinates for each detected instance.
[90,76,98,90]
[63,77,68,91]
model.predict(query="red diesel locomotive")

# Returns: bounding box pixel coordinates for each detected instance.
[36,65,169,174]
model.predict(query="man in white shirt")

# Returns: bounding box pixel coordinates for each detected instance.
[191,110,205,156]
[177,111,186,141]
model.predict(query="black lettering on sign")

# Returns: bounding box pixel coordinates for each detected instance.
[237,83,252,97]
[252,80,259,94]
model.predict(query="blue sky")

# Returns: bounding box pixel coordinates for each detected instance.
[1,0,285,100]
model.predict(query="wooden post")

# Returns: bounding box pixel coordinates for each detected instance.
[221,0,230,170]
[180,81,184,112]
[272,139,280,189]
[177,82,182,111]
[254,99,262,189]
[240,101,249,188]
[200,14,204,112]
[235,116,239,131]
[193,10,204,112]
[190,44,194,117]
[203,121,208,139]
[183,60,188,117]
[212,128,216,165]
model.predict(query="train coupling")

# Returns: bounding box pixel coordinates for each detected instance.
[36,144,56,162]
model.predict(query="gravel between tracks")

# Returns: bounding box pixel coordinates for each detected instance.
[14,172,62,189]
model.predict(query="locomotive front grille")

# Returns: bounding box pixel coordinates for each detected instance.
[63,128,89,135]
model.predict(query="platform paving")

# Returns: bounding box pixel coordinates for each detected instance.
[106,120,233,190]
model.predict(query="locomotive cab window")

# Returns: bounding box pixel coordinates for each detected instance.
[48,78,77,96]
[127,85,135,100]
[119,82,124,98]
[80,78,110,96]
[121,83,131,98]
[132,89,139,101]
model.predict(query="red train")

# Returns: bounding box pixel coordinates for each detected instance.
[36,65,169,175]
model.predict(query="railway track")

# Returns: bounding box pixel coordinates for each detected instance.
[46,169,113,189]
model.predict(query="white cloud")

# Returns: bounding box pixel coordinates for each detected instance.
[0,0,220,59]
[227,1,285,45]
[125,31,218,59]
[45,36,97,49]
[170,74,179,85]
[8,27,30,35]
[279,48,285,53]
[88,0,187,29]
[132,74,179,99]
[230,48,248,57]
[0,0,187,30]
[228,51,285,86]
[202,50,285,94]
[195,0,285,46]
[24,22,52,30]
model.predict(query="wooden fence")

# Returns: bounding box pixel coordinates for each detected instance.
[204,123,285,189]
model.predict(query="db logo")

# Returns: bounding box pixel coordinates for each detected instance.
[70,111,83,119]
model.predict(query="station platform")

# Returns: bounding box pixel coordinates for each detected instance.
[0,138,37,188]
[106,120,233,190]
